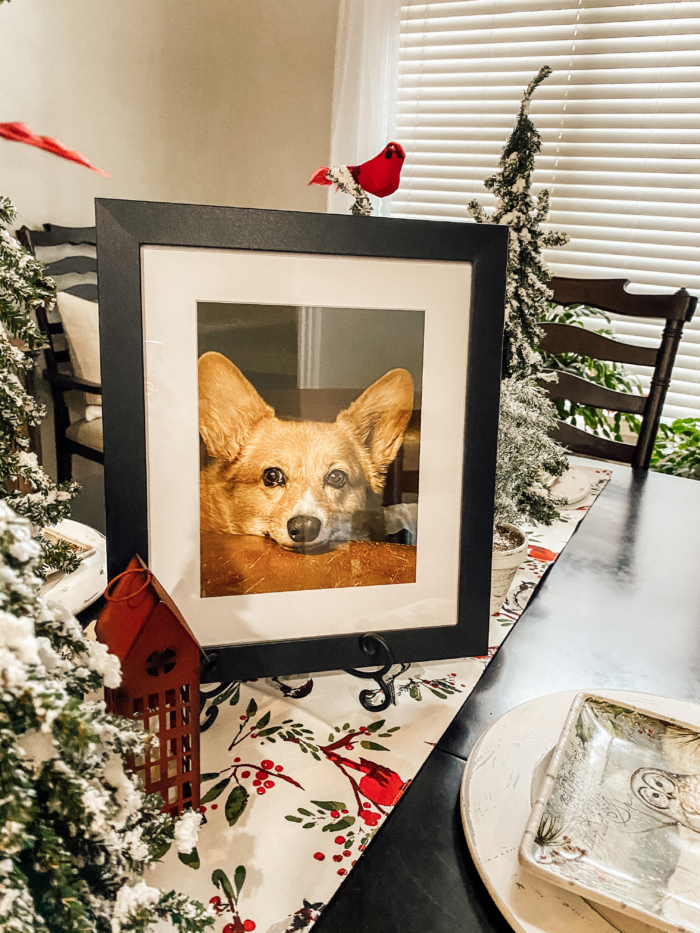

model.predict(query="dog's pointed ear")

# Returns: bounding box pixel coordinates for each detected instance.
[337,368,414,491]
[198,352,274,460]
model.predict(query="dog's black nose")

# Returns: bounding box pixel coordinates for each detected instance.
[287,515,322,543]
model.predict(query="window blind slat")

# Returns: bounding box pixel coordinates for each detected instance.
[394,0,700,417]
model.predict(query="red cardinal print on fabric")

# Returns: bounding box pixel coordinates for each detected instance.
[309,142,405,198]
[0,122,111,176]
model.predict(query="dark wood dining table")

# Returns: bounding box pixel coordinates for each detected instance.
[314,463,700,933]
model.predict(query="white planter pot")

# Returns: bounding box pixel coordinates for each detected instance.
[490,523,527,616]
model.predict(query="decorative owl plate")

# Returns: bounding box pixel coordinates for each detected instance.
[520,693,700,933]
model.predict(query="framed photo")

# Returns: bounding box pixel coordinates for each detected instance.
[96,199,507,681]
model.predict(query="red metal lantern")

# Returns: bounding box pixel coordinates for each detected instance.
[96,555,203,816]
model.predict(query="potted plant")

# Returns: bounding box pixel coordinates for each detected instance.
[491,375,568,614]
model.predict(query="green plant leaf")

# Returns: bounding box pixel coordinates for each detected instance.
[298,808,313,816]
[366,720,385,733]
[200,772,221,783]
[322,816,355,832]
[256,725,281,737]
[150,838,172,860]
[234,865,246,897]
[225,785,249,827]
[310,800,346,811]
[178,847,200,869]
[303,822,316,828]
[285,815,303,822]
[254,711,271,730]
[246,698,257,718]
[200,776,231,803]
[361,740,389,751]
[212,869,236,904]
[213,683,239,706]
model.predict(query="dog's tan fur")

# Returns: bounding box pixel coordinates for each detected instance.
[199,352,413,550]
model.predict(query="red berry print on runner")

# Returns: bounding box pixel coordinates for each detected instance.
[211,866,256,933]
[200,695,304,831]
[275,717,410,867]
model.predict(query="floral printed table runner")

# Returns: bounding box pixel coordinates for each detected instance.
[148,466,612,933]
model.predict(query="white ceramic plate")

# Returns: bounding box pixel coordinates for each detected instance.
[549,467,592,506]
[40,519,107,615]
[460,691,700,933]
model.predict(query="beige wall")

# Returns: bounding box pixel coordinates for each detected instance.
[0,0,339,229]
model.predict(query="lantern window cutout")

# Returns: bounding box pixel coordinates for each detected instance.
[97,555,205,816]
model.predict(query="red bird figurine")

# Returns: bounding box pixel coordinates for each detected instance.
[0,121,111,176]
[309,142,405,213]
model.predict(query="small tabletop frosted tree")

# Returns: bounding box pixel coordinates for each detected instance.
[0,197,80,575]
[0,503,212,933]
[468,68,571,529]
[495,376,567,530]
[468,66,569,379]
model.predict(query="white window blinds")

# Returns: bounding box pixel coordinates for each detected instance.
[392,0,700,418]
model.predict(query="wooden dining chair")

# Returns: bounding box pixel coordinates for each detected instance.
[16,224,103,482]
[540,277,697,470]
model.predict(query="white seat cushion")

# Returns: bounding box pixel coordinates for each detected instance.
[55,291,101,407]
[65,416,103,453]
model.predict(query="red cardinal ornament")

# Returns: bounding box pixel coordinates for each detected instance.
[0,121,111,176]
[309,142,405,214]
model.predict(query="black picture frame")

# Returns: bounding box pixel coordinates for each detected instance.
[96,198,507,682]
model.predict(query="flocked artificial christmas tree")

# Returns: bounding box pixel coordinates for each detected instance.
[494,375,567,528]
[0,502,213,933]
[0,197,80,576]
[469,67,570,528]
[468,66,569,380]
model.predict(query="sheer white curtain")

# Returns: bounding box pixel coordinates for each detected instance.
[328,0,403,216]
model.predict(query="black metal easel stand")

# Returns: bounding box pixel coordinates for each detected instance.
[345,633,410,712]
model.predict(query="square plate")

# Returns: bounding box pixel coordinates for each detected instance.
[520,692,700,933]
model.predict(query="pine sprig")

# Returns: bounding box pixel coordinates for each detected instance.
[468,66,570,379]
[0,197,80,572]
[0,504,213,933]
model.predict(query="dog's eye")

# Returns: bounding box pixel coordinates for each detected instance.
[262,468,285,487]
[325,469,347,489]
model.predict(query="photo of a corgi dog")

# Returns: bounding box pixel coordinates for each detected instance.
[198,351,414,552]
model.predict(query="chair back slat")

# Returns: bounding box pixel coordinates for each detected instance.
[55,283,98,302]
[24,224,96,248]
[550,277,694,322]
[45,256,97,277]
[540,322,657,367]
[543,370,647,416]
[541,276,695,470]
[550,421,635,464]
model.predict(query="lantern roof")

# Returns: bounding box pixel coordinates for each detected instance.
[96,554,205,665]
